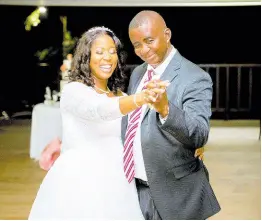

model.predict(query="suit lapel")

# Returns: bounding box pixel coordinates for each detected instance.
[160,50,182,82]
[142,51,183,120]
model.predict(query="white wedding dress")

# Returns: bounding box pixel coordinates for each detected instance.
[29,82,144,220]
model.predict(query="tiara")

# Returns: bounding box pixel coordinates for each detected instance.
[87,26,114,34]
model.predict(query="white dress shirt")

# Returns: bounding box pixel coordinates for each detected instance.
[128,46,177,181]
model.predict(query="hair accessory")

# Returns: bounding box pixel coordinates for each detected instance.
[87,26,114,34]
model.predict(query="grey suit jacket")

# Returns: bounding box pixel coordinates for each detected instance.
[121,51,221,219]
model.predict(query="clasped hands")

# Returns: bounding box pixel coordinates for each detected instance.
[142,76,170,118]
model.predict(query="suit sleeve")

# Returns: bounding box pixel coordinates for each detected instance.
[157,75,213,149]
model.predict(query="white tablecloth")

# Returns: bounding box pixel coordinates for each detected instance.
[30,102,62,160]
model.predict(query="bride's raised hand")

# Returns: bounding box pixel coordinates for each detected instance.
[143,78,170,103]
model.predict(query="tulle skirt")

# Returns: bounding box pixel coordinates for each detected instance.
[29,141,144,220]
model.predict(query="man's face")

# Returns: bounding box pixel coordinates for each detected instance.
[129,22,171,68]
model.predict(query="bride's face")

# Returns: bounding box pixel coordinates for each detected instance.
[89,34,118,81]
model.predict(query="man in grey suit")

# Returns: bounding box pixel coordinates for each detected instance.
[121,10,221,220]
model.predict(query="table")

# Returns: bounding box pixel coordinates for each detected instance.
[30,102,62,160]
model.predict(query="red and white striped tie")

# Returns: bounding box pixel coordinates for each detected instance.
[123,69,154,183]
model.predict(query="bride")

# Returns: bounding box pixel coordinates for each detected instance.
[28,26,168,220]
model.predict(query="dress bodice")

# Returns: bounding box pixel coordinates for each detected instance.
[59,82,124,152]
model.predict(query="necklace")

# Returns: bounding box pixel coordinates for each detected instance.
[94,85,110,94]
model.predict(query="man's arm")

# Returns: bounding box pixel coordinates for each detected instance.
[156,75,213,149]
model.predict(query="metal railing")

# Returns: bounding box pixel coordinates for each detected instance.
[199,64,260,119]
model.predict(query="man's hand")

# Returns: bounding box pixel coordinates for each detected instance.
[144,79,170,118]
[194,147,204,161]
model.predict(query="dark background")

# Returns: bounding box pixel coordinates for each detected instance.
[0,5,260,119]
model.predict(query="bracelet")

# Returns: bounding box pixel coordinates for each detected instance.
[133,94,140,108]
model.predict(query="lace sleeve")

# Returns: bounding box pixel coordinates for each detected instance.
[60,82,124,121]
